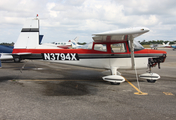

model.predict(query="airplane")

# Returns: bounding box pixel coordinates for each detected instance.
[11,16,167,85]
[50,41,72,49]
[44,37,82,49]
[160,42,171,48]
[150,44,158,49]
[0,45,14,61]
[150,42,171,49]
[69,37,83,49]
[171,45,176,50]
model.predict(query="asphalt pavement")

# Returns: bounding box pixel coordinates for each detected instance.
[0,49,176,120]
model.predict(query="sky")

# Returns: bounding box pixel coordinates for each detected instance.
[0,0,176,43]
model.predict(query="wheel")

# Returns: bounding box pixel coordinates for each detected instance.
[147,79,156,83]
[14,58,21,63]
[110,82,120,85]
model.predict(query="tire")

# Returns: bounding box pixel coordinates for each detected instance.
[147,79,156,83]
[110,82,120,85]
[14,58,21,63]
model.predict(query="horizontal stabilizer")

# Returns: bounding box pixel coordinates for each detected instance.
[13,53,31,55]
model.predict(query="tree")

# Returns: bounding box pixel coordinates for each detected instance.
[0,42,14,46]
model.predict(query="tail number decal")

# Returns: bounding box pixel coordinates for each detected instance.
[42,53,79,61]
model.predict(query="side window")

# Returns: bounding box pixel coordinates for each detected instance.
[111,43,126,53]
[94,44,107,52]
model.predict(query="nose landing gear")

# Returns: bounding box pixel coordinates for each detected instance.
[139,54,166,83]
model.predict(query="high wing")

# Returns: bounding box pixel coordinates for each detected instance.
[92,27,150,70]
[92,27,150,42]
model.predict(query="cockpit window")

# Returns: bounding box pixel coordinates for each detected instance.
[128,40,144,51]
[111,43,126,53]
[94,44,107,52]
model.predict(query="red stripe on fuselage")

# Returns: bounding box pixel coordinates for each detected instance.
[134,49,167,54]
[12,49,103,54]
[12,48,166,55]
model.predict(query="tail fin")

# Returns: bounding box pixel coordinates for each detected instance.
[14,17,39,49]
[74,37,79,43]
[166,42,170,45]
[71,37,79,48]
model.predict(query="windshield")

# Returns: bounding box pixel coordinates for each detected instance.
[128,40,144,51]
[80,42,93,49]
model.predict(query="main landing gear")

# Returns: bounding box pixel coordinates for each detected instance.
[147,79,156,83]
[102,67,125,85]
[14,57,21,62]
[110,82,121,85]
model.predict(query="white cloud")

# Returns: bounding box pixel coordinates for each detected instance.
[47,2,58,18]
[0,0,176,43]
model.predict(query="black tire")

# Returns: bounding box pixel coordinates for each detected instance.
[147,79,156,83]
[110,82,120,85]
[14,58,21,63]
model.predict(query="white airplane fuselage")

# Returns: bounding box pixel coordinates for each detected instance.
[13,40,166,70]
[11,16,167,84]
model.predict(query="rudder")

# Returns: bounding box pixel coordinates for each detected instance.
[14,17,39,49]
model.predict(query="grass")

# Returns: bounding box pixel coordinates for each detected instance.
[142,45,150,48]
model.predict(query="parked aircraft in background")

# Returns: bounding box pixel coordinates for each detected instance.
[11,16,167,85]
[150,44,158,49]
[161,42,171,48]
[0,45,13,53]
[41,37,82,49]
[68,37,83,49]
[171,45,176,50]
[0,45,14,61]
[51,41,72,49]
[47,37,82,49]
[150,42,171,49]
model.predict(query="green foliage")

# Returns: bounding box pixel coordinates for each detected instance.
[0,40,176,46]
[140,40,176,45]
[0,42,14,46]
[77,42,87,45]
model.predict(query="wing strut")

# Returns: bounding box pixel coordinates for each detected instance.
[129,35,135,69]
[129,35,148,95]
